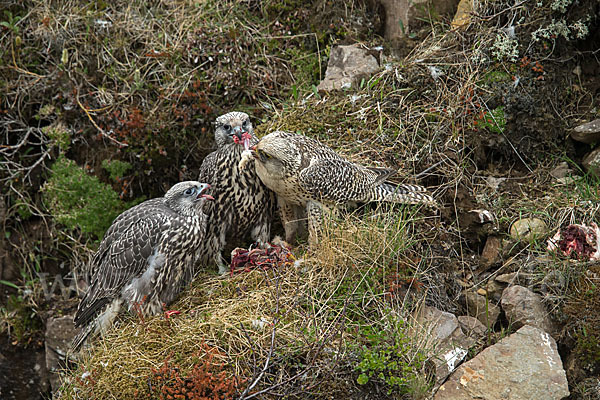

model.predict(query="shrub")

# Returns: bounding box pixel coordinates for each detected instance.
[43,156,128,239]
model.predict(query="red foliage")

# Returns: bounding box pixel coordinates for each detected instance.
[148,343,243,400]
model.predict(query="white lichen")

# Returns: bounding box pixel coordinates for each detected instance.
[491,33,519,62]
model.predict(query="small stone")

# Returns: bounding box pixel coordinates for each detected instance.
[571,118,600,144]
[509,217,547,241]
[434,325,570,399]
[480,236,501,268]
[380,0,460,44]
[550,162,576,180]
[451,0,474,29]
[463,291,500,327]
[476,288,487,296]
[501,285,557,336]
[457,315,487,340]
[485,279,505,302]
[45,314,78,392]
[582,147,600,178]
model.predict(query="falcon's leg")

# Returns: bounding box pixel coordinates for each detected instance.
[278,197,299,244]
[306,200,324,247]
[251,212,271,248]
[216,253,229,275]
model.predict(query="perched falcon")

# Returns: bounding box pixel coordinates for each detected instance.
[244,131,434,245]
[72,181,212,350]
[197,111,276,274]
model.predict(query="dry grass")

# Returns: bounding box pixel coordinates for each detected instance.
[4,0,599,397]
[60,207,445,399]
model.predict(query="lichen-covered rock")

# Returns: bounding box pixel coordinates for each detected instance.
[316,44,379,92]
[434,325,570,399]
[501,285,557,336]
[509,217,547,241]
[571,118,600,144]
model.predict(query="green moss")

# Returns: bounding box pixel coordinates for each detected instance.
[102,159,132,182]
[482,70,511,84]
[42,156,129,239]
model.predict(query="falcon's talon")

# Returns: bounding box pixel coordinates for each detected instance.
[164,310,181,319]
[72,181,210,351]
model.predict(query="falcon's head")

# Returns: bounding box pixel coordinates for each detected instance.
[251,132,299,179]
[214,111,254,150]
[165,181,213,215]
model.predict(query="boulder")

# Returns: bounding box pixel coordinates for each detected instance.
[462,291,500,328]
[571,118,600,144]
[316,44,379,92]
[414,306,474,386]
[45,314,78,392]
[434,325,570,399]
[501,285,557,335]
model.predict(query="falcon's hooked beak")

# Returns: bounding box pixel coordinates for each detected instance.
[196,183,214,201]
[232,126,252,151]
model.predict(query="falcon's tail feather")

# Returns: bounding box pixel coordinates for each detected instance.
[71,298,122,352]
[376,182,435,205]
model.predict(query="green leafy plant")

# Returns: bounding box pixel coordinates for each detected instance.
[1,11,22,34]
[43,156,130,239]
[474,106,505,134]
[355,314,430,396]
[102,159,132,182]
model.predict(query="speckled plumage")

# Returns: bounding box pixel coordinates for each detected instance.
[250,131,434,244]
[72,181,211,351]
[197,112,276,273]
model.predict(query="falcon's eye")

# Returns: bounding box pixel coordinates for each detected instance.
[242,120,248,128]
[223,124,231,132]
[184,188,194,196]
[259,150,271,159]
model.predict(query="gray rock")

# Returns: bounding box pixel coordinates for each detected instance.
[501,285,557,335]
[380,0,459,44]
[582,147,600,178]
[414,306,474,387]
[457,315,487,340]
[485,279,505,302]
[45,314,78,392]
[316,44,379,92]
[509,217,547,241]
[480,236,501,268]
[571,118,600,144]
[463,291,500,328]
[434,325,569,399]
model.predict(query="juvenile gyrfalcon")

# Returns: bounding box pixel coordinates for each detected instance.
[197,111,276,274]
[72,181,212,350]
[243,131,434,245]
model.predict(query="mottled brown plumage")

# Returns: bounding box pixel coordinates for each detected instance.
[73,181,211,351]
[197,112,276,273]
[247,131,434,244]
